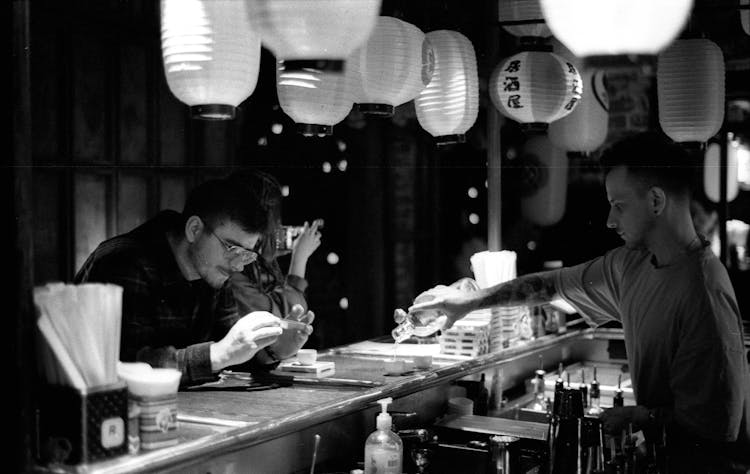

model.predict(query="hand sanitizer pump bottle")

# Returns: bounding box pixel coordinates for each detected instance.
[364,397,403,474]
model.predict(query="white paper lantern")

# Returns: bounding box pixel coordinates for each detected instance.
[276,61,355,137]
[498,0,551,39]
[548,39,609,152]
[742,0,750,36]
[704,141,740,203]
[520,134,568,226]
[490,51,582,130]
[658,39,725,144]
[350,17,434,117]
[253,0,381,73]
[415,31,479,145]
[540,0,693,59]
[161,0,261,120]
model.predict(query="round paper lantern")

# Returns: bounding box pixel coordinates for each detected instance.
[704,141,740,203]
[349,17,434,117]
[276,61,355,137]
[161,0,261,120]
[498,0,552,39]
[490,51,582,131]
[658,39,725,144]
[548,39,609,152]
[540,0,693,59]
[742,0,750,36]
[519,134,568,226]
[414,30,479,145]
[253,0,381,73]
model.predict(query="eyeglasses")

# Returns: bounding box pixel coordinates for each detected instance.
[204,225,259,266]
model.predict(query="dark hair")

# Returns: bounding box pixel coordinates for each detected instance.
[182,178,268,234]
[226,169,283,260]
[600,131,696,198]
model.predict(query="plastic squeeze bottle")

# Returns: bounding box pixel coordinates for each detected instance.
[364,397,403,474]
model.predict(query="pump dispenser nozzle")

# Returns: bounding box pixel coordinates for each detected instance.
[376,397,393,431]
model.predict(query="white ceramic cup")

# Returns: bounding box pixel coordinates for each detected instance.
[297,349,317,366]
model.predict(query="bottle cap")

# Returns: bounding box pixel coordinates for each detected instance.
[375,397,393,430]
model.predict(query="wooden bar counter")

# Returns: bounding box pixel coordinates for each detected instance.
[37,326,625,474]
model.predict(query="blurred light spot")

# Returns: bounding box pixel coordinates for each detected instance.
[271,123,283,135]
[257,136,268,146]
[337,160,348,172]
[281,185,290,197]
[469,213,480,224]
[527,241,537,251]
[322,162,332,173]
[339,297,349,310]
[467,187,478,198]
[327,252,339,265]
[337,140,347,152]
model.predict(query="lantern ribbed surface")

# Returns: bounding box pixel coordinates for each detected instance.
[658,39,725,144]
[161,0,260,120]
[490,51,582,128]
[498,0,551,38]
[276,61,355,137]
[350,17,433,116]
[520,134,568,226]
[254,0,380,72]
[742,0,750,36]
[414,30,479,145]
[548,39,609,152]
[540,0,693,58]
[704,142,740,203]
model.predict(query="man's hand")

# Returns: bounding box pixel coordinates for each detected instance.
[600,405,650,435]
[407,285,473,330]
[268,304,315,360]
[211,311,283,371]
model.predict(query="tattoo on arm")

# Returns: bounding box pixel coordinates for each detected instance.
[477,271,559,308]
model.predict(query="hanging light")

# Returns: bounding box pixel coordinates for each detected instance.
[704,140,740,203]
[548,38,609,152]
[742,0,750,36]
[276,61,355,137]
[498,0,551,40]
[540,0,693,62]
[414,30,479,145]
[350,16,434,117]
[519,134,568,226]
[657,39,725,144]
[253,0,381,73]
[160,0,261,120]
[489,50,582,131]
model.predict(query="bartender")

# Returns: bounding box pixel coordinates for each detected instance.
[409,132,750,472]
[75,177,313,385]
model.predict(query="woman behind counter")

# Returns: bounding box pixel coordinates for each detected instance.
[228,171,322,358]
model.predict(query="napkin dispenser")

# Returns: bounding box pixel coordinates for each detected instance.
[36,380,128,465]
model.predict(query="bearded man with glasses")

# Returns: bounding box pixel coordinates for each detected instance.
[75,178,310,386]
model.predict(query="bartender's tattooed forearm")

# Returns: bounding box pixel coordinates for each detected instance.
[478,272,558,308]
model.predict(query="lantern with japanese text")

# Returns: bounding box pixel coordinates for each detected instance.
[414,30,479,145]
[253,0,381,73]
[490,51,582,131]
[540,0,693,61]
[350,17,434,117]
[520,134,569,226]
[658,39,725,144]
[704,141,740,203]
[161,0,261,120]
[498,0,551,39]
[276,61,355,136]
[548,38,609,152]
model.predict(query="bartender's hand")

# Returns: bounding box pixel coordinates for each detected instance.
[210,311,283,372]
[268,304,315,360]
[600,405,650,435]
[407,285,474,330]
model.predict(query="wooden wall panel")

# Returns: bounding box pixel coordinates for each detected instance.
[74,173,110,273]
[29,17,59,161]
[72,32,110,162]
[119,43,148,164]
[117,174,148,233]
[32,173,62,285]
[159,176,187,212]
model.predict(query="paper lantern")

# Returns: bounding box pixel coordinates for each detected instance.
[350,17,434,117]
[519,134,568,226]
[548,39,609,152]
[161,0,261,120]
[490,51,582,131]
[658,39,725,144]
[498,0,551,39]
[742,0,750,36]
[704,141,740,203]
[253,0,381,73]
[540,0,693,59]
[414,30,479,145]
[276,61,355,137]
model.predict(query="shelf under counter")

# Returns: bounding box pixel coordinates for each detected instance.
[34,327,625,474]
